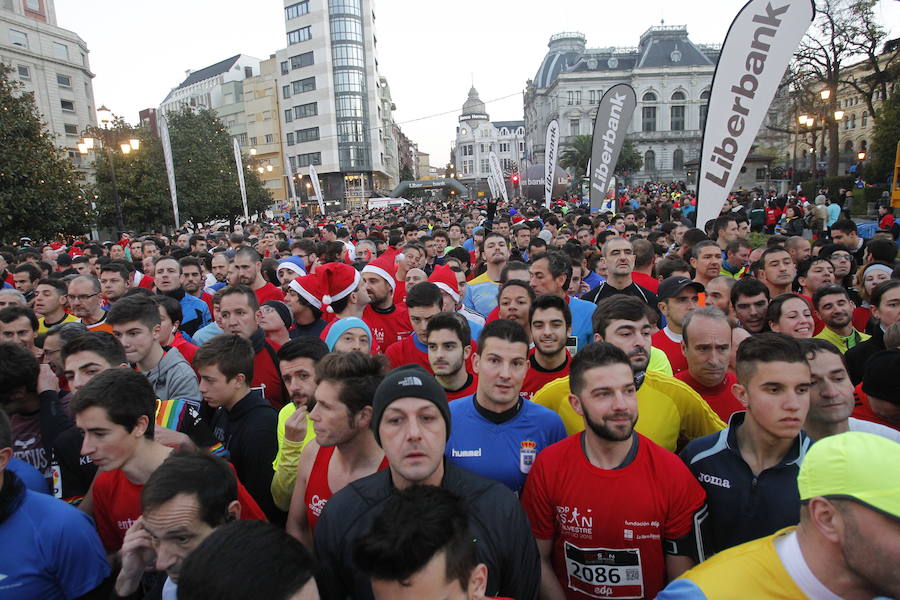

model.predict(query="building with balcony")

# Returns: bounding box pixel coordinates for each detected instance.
[1,0,96,168]
[273,0,396,213]
[244,56,288,205]
[454,86,526,198]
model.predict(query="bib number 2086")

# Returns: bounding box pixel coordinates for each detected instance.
[564,542,643,599]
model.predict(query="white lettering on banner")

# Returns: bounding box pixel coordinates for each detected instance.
[591,92,625,195]
[544,120,560,208]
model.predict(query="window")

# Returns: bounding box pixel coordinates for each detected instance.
[338,121,364,142]
[700,105,708,129]
[644,150,656,172]
[292,76,316,94]
[294,102,317,119]
[331,18,363,42]
[335,96,363,118]
[284,108,293,123]
[283,85,291,99]
[850,113,856,129]
[17,65,29,80]
[287,132,295,146]
[280,61,289,75]
[480,144,488,153]
[589,90,596,104]
[567,91,574,105]
[499,142,509,153]
[56,73,71,88]
[60,100,74,112]
[25,0,41,11]
[570,119,580,136]
[250,136,258,146]
[332,43,364,68]
[755,168,767,181]
[671,91,686,101]
[673,148,684,171]
[296,152,321,167]
[285,1,309,19]
[642,106,656,132]
[670,105,685,131]
[329,0,362,15]
[52,42,69,60]
[700,90,710,100]
[480,159,490,173]
[462,160,473,175]
[519,142,525,152]
[295,127,319,142]
[288,26,312,45]
[9,29,28,48]
[236,133,248,146]
[290,52,314,69]
[265,134,274,144]
[861,111,868,127]
[844,140,853,153]
[334,70,364,93]
[642,91,657,102]
[63,123,78,135]
[461,145,473,156]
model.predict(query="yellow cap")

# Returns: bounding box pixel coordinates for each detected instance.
[798,432,900,520]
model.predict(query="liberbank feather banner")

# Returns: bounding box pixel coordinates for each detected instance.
[309,164,325,215]
[696,0,814,227]
[489,151,509,204]
[233,139,249,220]
[544,119,559,208]
[159,116,180,228]
[589,83,637,211]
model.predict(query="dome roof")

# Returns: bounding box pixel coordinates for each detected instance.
[462,86,487,118]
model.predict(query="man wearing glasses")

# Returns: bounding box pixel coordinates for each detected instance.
[66,275,113,334]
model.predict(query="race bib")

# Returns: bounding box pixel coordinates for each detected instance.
[564,542,643,599]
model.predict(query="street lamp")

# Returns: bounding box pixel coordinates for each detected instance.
[820,89,831,101]
[858,151,867,161]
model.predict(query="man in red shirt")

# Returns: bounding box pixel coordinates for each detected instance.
[234,247,285,305]
[652,276,703,375]
[631,239,660,293]
[675,307,743,422]
[521,342,707,599]
[361,249,412,349]
[856,349,900,430]
[427,313,477,401]
[522,294,571,399]
[386,282,444,372]
[73,368,264,553]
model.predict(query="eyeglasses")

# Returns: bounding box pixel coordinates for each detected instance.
[829,254,852,262]
[67,293,99,302]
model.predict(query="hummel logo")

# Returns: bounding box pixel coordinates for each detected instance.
[398,376,423,386]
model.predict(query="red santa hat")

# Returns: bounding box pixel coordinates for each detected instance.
[317,262,361,313]
[361,247,399,291]
[428,264,460,303]
[288,273,325,310]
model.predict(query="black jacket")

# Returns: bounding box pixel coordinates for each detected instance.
[211,391,282,524]
[314,461,540,600]
[845,325,885,386]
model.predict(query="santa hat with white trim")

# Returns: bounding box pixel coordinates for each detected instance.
[288,273,324,310]
[361,247,400,291]
[317,262,361,313]
[428,265,460,303]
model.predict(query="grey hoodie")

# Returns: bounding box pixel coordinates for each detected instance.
[145,347,201,402]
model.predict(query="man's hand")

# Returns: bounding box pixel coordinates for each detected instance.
[284,405,309,443]
[154,426,196,452]
[115,517,156,597]
[36,363,59,394]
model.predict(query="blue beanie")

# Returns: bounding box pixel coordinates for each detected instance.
[325,317,371,351]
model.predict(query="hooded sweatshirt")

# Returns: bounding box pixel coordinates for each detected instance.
[144,347,201,403]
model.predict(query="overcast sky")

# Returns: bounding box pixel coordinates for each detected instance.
[56,0,900,166]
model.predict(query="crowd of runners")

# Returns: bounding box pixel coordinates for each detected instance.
[0,182,898,600]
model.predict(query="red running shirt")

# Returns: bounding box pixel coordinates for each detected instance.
[522,351,570,400]
[675,371,744,422]
[521,434,705,600]
[254,282,286,305]
[651,329,687,375]
[363,304,413,350]
[304,445,388,533]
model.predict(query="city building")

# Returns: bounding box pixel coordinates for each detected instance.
[273,0,396,212]
[244,56,288,205]
[1,0,96,167]
[454,86,526,198]
[378,75,399,188]
[525,27,720,183]
[138,107,158,135]
[416,150,431,180]
[159,53,261,147]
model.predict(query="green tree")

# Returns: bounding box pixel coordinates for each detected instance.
[865,90,900,183]
[616,139,643,175]
[0,64,89,241]
[560,134,592,181]
[399,164,414,182]
[165,107,270,226]
[89,118,172,232]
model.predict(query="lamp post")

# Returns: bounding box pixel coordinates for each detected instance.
[798,92,843,185]
[78,105,140,235]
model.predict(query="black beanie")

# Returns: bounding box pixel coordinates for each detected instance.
[371,365,450,445]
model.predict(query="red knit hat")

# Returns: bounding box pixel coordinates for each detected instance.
[288,273,325,310]
[317,262,361,313]
[361,247,399,291]
[428,264,460,303]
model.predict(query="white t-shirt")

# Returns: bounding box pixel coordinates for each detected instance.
[848,417,900,443]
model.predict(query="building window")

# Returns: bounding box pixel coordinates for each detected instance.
[283,85,291,99]
[332,43,364,68]
[52,42,69,60]
[461,145,473,156]
[589,90,596,104]
[294,102,318,119]
[700,90,710,101]
[519,142,525,152]
[63,123,78,135]
[575,91,582,105]
[292,77,316,94]
[850,113,856,129]
[755,168,767,181]
[264,134,274,144]
[644,150,656,172]
[285,1,309,19]
[567,91,574,105]
[673,148,684,171]
[290,52,314,69]
[642,106,656,132]
[287,26,312,45]
[284,108,293,123]
[670,105,685,131]
[17,65,29,80]
[331,18,363,42]
[335,96,363,118]
[280,61,289,75]
[57,74,72,88]
[25,0,41,12]
[480,144,488,153]
[570,119,580,136]
[642,91,657,102]
[334,70,364,93]
[250,137,258,146]
[287,132,295,146]
[480,159,490,173]
[329,0,362,16]
[296,127,319,142]
[9,29,28,48]
[499,142,509,153]
[700,105,708,129]
[60,99,75,112]
[296,152,321,167]
[671,91,686,101]
[235,133,248,146]
[861,111,868,127]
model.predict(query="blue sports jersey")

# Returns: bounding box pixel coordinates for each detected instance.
[568,296,596,352]
[462,279,500,318]
[446,395,567,493]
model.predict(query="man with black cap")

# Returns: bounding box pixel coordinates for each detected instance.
[314,364,540,600]
[652,276,703,375]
